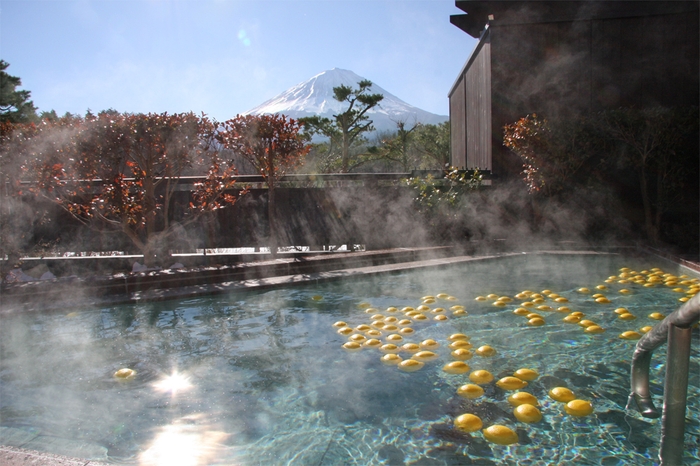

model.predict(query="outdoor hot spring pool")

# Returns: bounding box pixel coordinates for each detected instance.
[0,253,698,465]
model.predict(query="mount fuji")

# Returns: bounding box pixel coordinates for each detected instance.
[244,68,448,134]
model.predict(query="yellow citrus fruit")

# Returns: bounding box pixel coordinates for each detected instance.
[412,351,439,362]
[514,404,542,423]
[381,354,402,365]
[513,368,539,381]
[443,361,470,374]
[457,384,485,399]
[549,387,575,402]
[496,376,528,390]
[620,331,642,340]
[451,348,474,360]
[565,399,594,416]
[342,341,362,352]
[454,413,483,433]
[507,391,539,407]
[482,425,519,445]
[397,359,424,372]
[469,369,494,384]
[475,345,496,357]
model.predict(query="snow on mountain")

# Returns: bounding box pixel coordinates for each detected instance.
[244,68,448,134]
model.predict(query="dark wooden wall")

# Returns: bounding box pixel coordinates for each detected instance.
[449,3,700,177]
[449,74,467,169]
[22,184,432,257]
[450,28,493,171]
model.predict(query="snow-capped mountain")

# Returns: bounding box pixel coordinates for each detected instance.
[244,68,448,134]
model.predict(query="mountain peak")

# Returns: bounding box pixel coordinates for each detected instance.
[244,69,447,133]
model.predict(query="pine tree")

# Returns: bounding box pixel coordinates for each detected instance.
[300,80,383,172]
[0,61,38,123]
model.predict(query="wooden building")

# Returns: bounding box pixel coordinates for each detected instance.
[448,0,699,176]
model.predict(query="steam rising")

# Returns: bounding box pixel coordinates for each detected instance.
[1,253,698,463]
[0,4,697,466]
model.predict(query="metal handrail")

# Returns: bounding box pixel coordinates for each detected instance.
[629,292,700,465]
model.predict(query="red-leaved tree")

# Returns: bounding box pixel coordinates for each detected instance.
[23,111,247,266]
[503,113,596,196]
[217,114,309,255]
[1,116,86,269]
[1,120,41,266]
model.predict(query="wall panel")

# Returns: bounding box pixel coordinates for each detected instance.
[464,33,492,170]
[449,76,466,168]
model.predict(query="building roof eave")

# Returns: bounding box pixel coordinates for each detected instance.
[450,13,485,38]
[452,1,699,30]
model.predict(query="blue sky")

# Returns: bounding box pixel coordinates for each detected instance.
[1,0,478,121]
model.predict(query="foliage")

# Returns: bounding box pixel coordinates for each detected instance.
[0,61,38,123]
[405,167,482,215]
[367,120,418,171]
[217,114,309,254]
[503,113,598,196]
[597,106,698,243]
[0,120,43,266]
[189,153,245,214]
[18,111,247,266]
[217,114,309,181]
[503,107,698,246]
[300,80,383,172]
[1,117,83,265]
[413,121,451,169]
[373,121,451,171]
[403,167,482,244]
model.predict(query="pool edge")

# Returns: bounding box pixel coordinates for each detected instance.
[1,248,698,465]
[0,445,108,466]
[5,248,698,313]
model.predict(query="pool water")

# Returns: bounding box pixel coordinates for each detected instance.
[0,253,698,465]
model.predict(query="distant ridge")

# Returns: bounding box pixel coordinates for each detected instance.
[244,68,448,133]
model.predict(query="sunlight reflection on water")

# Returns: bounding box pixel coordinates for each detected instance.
[152,372,193,396]
[138,414,231,466]
[0,254,697,465]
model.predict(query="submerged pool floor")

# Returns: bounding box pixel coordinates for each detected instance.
[0,252,698,465]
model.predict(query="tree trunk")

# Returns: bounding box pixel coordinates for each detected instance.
[267,184,278,257]
[143,177,158,266]
[267,146,278,258]
[653,154,670,245]
[639,168,659,244]
[341,132,349,173]
[142,241,157,269]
